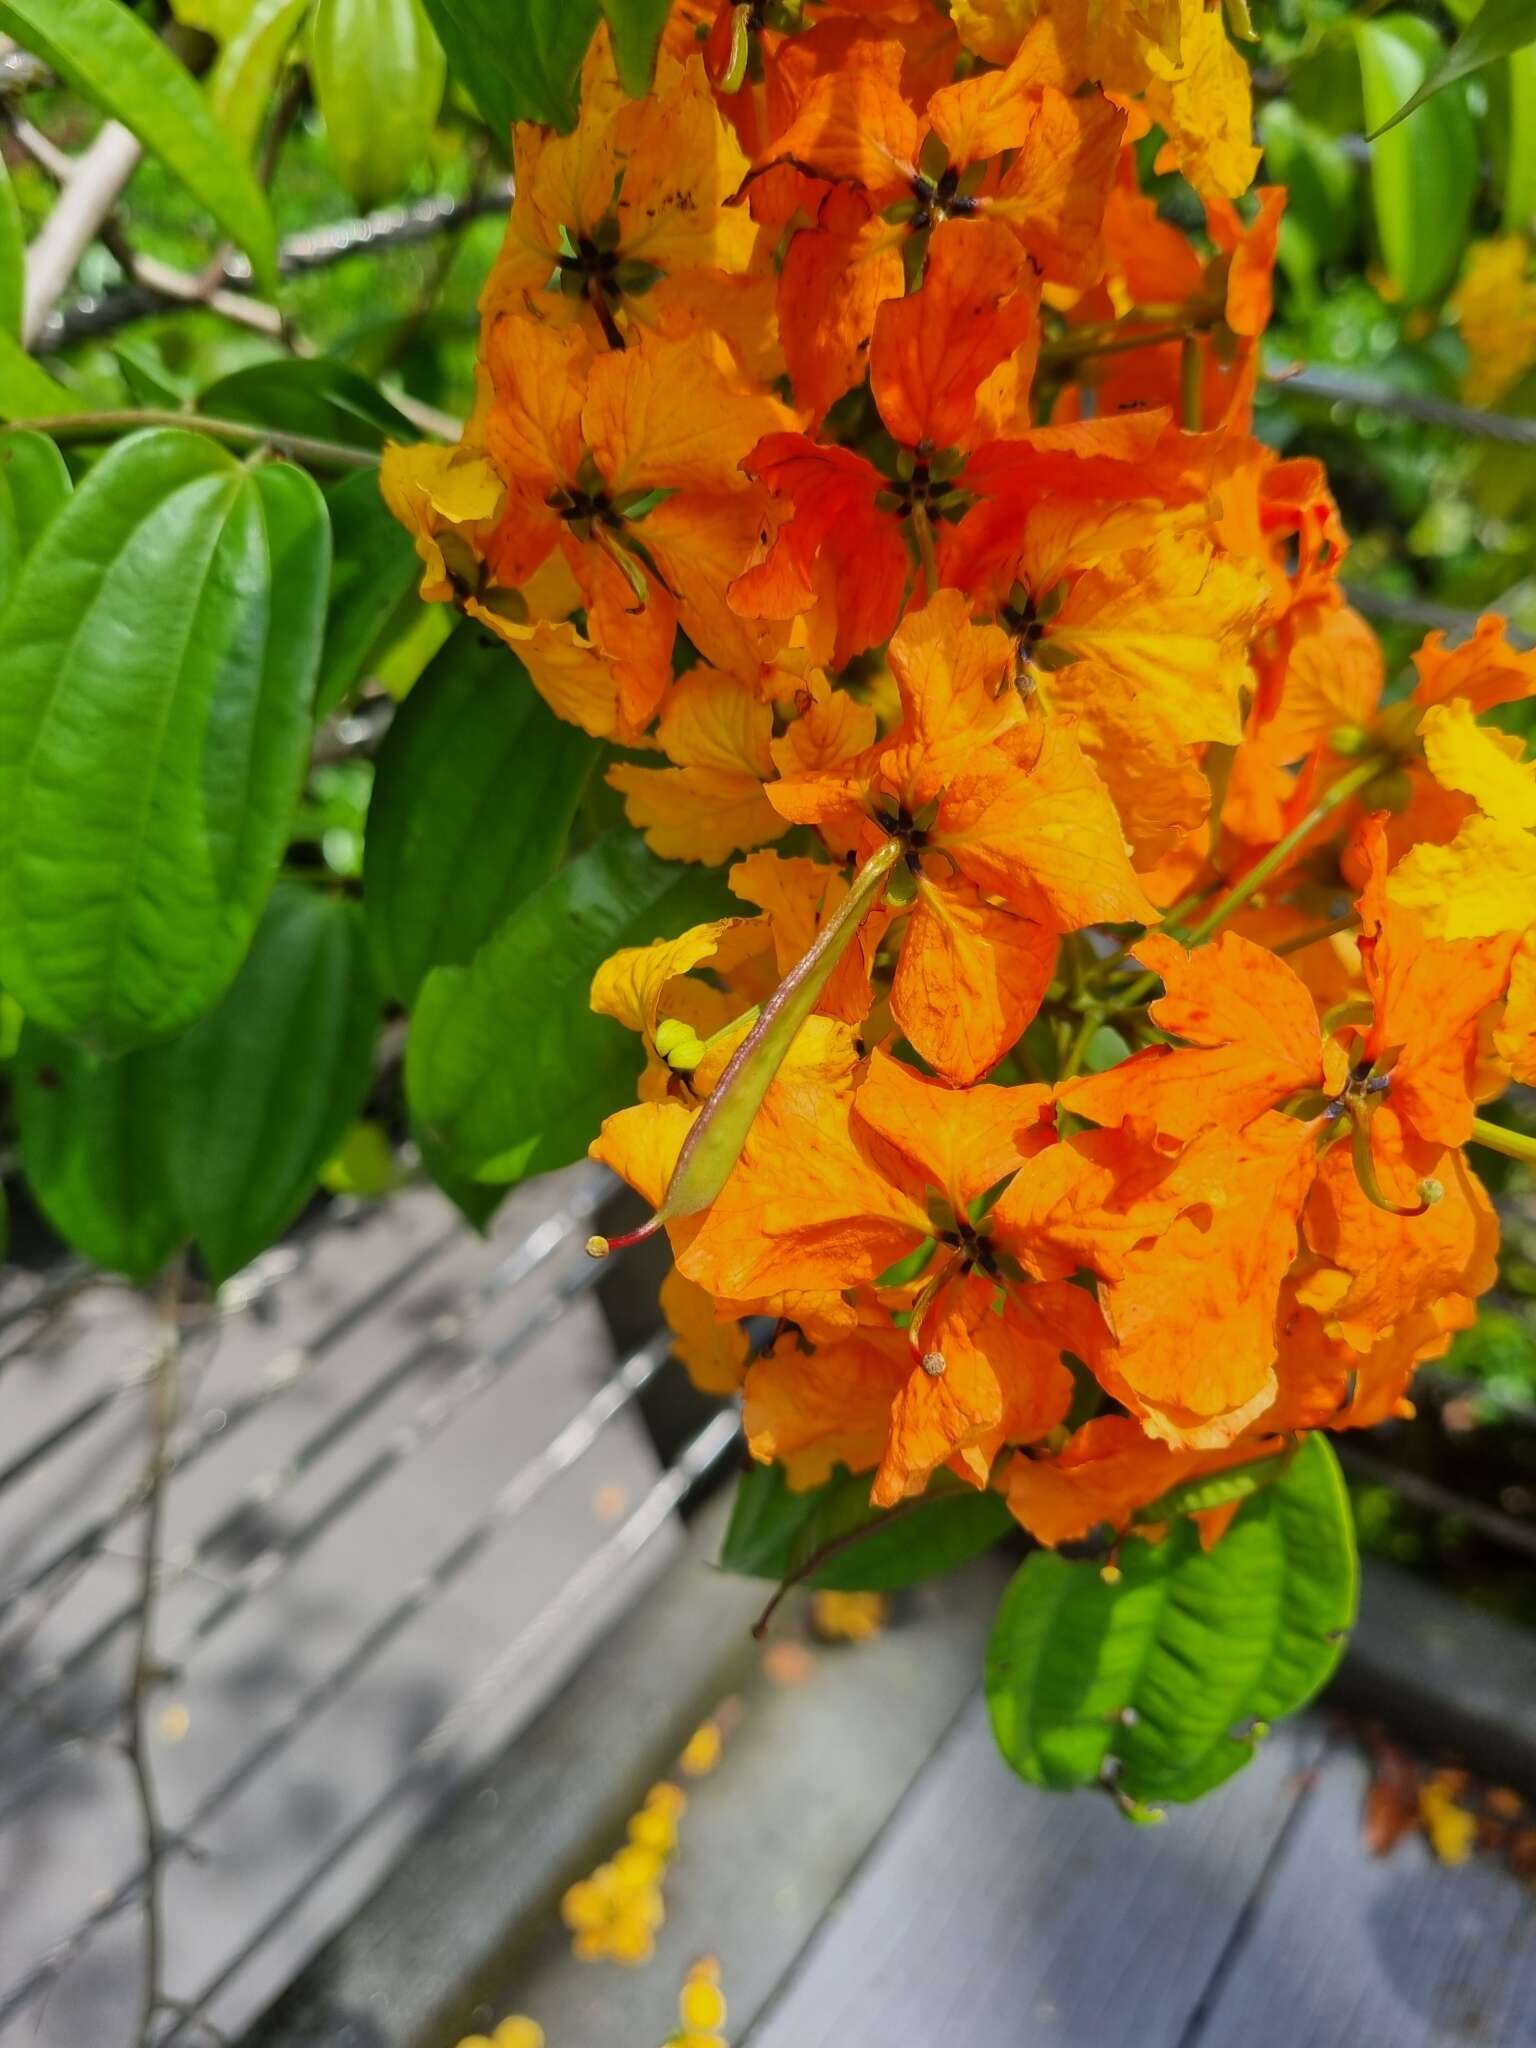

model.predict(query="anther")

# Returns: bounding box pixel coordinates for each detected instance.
[920,1350,947,1378]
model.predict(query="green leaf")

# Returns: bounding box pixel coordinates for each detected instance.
[112,337,191,410]
[320,1119,403,1198]
[0,152,22,341]
[1131,1448,1294,1528]
[414,1116,508,1232]
[309,0,448,205]
[721,1463,1015,1593]
[1504,44,1536,233]
[0,0,277,293]
[16,1023,183,1280]
[162,886,379,1283]
[986,1436,1357,1810]
[0,330,90,422]
[417,0,601,134]
[199,358,417,451]
[1357,16,1478,305]
[601,0,672,96]
[1368,0,1536,136]
[0,429,329,1050]
[407,830,730,1183]
[366,627,598,1005]
[315,469,423,717]
[1258,100,1357,294]
[208,0,311,158]
[0,427,71,612]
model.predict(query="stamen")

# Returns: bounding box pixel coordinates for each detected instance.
[585,1216,665,1259]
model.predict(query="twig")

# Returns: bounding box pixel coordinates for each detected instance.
[9,408,379,470]
[7,113,74,185]
[155,1997,230,2045]
[21,119,142,344]
[257,68,307,192]
[38,183,514,351]
[126,1255,185,2048]
[750,1493,936,1639]
[100,229,285,341]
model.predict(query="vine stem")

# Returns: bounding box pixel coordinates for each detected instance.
[11,409,381,471]
[1469,1118,1536,1167]
[1112,755,1388,1012]
[128,1254,185,2048]
[750,1492,943,1640]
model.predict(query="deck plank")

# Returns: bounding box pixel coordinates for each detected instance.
[0,1189,680,2045]
[746,1696,1325,2048]
[1188,1733,1536,2048]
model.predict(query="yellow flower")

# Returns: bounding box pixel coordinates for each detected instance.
[678,1717,725,1777]
[666,1957,729,2047]
[454,2018,544,2048]
[810,1590,889,1642]
[1420,1773,1477,1866]
[1453,235,1536,407]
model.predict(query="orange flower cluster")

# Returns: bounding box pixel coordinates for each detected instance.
[386,0,1536,1554]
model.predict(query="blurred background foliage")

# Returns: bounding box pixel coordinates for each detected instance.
[4,0,1536,1606]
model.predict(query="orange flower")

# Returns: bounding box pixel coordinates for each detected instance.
[767,593,1153,1081]
[766,32,1123,282]
[1064,824,1517,1212]
[480,318,791,732]
[607,666,787,864]
[1005,1415,1275,1549]
[483,34,774,374]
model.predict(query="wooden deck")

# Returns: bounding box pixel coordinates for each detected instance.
[749,1706,1536,2048]
[482,1533,1536,2048]
[0,1172,721,2044]
[2,1186,1534,2047]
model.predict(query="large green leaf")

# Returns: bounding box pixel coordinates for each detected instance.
[0,0,277,292]
[198,359,417,451]
[722,1463,1015,1593]
[163,886,379,1283]
[601,0,672,96]
[0,430,329,1050]
[0,330,90,421]
[417,0,601,134]
[986,1436,1357,1812]
[407,830,730,1183]
[208,0,311,158]
[16,1024,183,1281]
[365,628,598,1005]
[1357,16,1478,305]
[315,469,423,718]
[309,0,447,205]
[0,428,71,612]
[1369,0,1536,136]
[0,153,21,341]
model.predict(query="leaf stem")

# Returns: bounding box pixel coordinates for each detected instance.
[1113,755,1387,1012]
[1180,334,1203,431]
[1040,320,1194,366]
[10,409,381,471]
[1468,1118,1536,1167]
[1272,911,1358,956]
[1059,1006,1105,1082]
